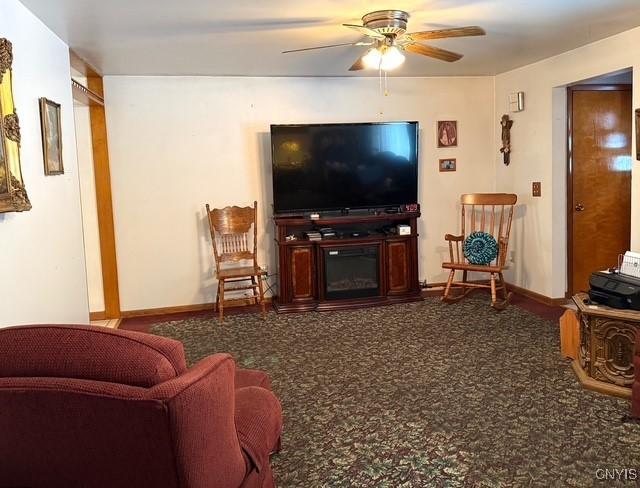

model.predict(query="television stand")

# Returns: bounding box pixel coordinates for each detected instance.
[273,210,422,313]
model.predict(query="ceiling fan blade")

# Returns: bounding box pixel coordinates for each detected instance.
[342,24,386,39]
[405,26,486,41]
[405,43,463,62]
[282,41,372,54]
[138,18,336,38]
[348,55,366,71]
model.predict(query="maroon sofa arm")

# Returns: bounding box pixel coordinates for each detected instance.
[235,386,282,474]
[150,354,247,488]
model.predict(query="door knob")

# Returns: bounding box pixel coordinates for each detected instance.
[575,203,585,212]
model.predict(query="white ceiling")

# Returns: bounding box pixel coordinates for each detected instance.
[19,0,640,77]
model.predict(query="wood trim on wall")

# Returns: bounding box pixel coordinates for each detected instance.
[72,79,104,106]
[424,281,568,306]
[566,86,575,299]
[505,282,569,307]
[121,297,273,319]
[88,76,121,318]
[69,50,100,79]
[89,311,107,321]
[122,282,564,319]
[70,50,121,319]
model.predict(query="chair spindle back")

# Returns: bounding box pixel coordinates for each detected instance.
[460,193,517,267]
[206,201,258,272]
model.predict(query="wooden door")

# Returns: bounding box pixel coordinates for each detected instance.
[568,85,632,295]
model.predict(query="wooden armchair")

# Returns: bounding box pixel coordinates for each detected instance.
[442,193,517,310]
[206,201,266,323]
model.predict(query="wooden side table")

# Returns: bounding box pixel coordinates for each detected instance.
[570,292,640,398]
[559,309,579,359]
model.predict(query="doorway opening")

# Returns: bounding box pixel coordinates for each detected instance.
[71,52,121,321]
[566,69,633,296]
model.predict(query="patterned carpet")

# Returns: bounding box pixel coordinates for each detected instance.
[150,297,640,487]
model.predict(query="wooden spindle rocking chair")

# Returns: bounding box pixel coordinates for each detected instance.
[206,201,266,323]
[442,193,518,310]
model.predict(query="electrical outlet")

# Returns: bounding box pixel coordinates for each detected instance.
[532,181,541,197]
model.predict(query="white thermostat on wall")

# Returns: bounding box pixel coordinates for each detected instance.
[398,225,411,236]
[509,92,525,112]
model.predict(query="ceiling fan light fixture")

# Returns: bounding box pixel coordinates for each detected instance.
[380,46,405,71]
[362,46,405,71]
[362,48,383,69]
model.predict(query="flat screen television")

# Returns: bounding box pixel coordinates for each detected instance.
[270,121,419,214]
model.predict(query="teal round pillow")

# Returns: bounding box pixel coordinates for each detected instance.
[463,231,498,265]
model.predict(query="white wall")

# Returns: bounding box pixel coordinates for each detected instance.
[0,0,89,325]
[495,27,640,298]
[74,100,105,313]
[104,76,495,311]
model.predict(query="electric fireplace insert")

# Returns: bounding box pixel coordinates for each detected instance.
[323,245,380,300]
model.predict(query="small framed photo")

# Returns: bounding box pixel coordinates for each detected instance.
[437,120,458,148]
[439,158,456,172]
[39,97,64,175]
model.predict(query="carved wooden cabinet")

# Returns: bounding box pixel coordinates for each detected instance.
[273,212,421,312]
[286,245,315,302]
[386,239,416,295]
[571,292,640,398]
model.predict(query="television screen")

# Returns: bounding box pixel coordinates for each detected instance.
[271,122,419,214]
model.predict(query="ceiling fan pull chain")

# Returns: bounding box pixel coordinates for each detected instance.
[384,70,389,97]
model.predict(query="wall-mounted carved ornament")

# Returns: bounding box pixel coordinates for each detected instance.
[500,114,513,166]
[8,174,31,211]
[0,38,13,83]
[4,112,20,145]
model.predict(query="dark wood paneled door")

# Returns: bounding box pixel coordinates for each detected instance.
[568,85,632,295]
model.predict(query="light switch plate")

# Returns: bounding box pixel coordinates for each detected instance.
[532,182,541,197]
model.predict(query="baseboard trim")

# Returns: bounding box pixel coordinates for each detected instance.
[121,282,564,318]
[121,297,273,319]
[421,282,446,297]
[505,282,569,307]
[422,280,567,307]
[89,311,107,321]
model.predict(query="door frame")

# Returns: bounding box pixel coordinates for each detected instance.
[70,50,121,319]
[565,84,632,297]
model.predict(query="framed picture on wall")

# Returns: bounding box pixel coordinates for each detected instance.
[0,37,31,213]
[437,120,458,148]
[39,97,64,175]
[439,158,457,172]
[0,99,8,197]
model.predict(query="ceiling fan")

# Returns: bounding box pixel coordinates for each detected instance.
[283,10,485,72]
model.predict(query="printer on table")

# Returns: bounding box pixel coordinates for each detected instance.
[589,271,640,311]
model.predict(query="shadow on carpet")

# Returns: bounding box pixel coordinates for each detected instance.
[150,297,640,487]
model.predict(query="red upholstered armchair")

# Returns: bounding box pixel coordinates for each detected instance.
[0,325,282,488]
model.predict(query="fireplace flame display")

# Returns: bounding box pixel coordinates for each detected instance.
[324,246,380,300]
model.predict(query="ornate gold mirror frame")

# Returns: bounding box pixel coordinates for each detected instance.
[0,38,31,213]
